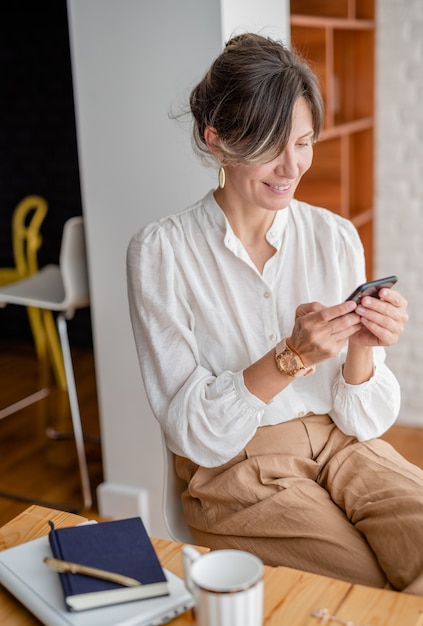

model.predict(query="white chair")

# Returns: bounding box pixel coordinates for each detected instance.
[161,429,194,544]
[0,216,92,510]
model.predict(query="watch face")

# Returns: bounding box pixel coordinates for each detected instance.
[275,339,315,378]
[278,350,301,375]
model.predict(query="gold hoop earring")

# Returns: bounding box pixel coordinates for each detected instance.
[218,166,226,189]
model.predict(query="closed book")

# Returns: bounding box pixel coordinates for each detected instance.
[48,517,169,611]
[0,530,194,626]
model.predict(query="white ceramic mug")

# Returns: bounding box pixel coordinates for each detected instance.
[182,546,264,626]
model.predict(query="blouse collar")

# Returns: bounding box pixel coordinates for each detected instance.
[203,189,290,252]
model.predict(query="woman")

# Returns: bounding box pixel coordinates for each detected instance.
[127,34,423,593]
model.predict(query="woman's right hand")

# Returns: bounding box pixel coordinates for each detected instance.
[287,300,361,367]
[244,300,361,404]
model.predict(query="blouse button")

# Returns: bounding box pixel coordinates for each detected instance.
[263,291,271,298]
[269,333,277,342]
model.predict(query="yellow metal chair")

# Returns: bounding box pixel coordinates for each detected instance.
[0,196,66,390]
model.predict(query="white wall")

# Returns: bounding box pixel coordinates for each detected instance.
[221,0,290,41]
[67,0,289,537]
[375,0,423,427]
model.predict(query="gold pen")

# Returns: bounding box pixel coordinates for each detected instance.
[43,557,142,587]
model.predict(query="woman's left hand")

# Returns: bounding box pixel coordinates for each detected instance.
[348,288,408,347]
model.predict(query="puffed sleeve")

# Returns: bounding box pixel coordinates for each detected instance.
[318,211,401,439]
[330,348,401,440]
[126,223,264,467]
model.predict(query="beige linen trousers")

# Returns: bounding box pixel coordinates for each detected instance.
[176,413,423,594]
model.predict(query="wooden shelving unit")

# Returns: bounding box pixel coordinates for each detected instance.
[290,0,375,277]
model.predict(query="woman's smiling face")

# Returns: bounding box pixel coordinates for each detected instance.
[222,97,315,214]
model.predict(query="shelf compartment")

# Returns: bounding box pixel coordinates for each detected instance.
[291,0,374,20]
[333,28,374,125]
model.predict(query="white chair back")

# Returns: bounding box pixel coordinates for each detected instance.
[161,430,194,544]
[60,217,89,311]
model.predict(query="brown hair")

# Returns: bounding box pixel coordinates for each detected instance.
[189,33,324,166]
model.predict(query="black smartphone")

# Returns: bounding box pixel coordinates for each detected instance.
[345,275,398,304]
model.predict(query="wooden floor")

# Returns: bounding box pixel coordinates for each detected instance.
[0,339,423,529]
[0,340,103,527]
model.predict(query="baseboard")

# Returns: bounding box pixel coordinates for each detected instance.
[96,482,150,531]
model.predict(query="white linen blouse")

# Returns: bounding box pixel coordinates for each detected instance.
[127,190,400,467]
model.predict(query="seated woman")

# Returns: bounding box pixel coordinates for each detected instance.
[127,33,423,594]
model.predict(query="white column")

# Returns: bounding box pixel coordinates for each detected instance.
[67,0,289,537]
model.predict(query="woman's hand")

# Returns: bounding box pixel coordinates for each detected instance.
[287,300,362,367]
[348,288,408,348]
[244,299,361,403]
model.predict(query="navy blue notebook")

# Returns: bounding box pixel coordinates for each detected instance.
[48,517,169,611]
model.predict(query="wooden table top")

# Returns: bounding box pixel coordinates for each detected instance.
[1,505,423,626]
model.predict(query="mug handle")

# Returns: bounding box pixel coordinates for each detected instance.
[182,545,201,593]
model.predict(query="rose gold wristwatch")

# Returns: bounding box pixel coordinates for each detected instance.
[275,338,315,378]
